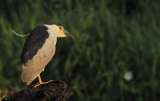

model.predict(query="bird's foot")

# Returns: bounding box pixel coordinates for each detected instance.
[34,80,53,88]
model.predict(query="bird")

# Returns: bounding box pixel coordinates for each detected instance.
[20,22,74,86]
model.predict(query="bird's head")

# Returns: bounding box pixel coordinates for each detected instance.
[44,23,74,38]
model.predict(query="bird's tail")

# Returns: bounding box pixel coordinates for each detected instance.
[22,65,45,85]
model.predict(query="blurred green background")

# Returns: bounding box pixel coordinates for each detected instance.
[0,0,160,101]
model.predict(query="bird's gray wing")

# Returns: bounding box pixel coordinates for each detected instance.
[21,25,49,64]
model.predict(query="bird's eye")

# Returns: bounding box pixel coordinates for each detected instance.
[59,26,62,29]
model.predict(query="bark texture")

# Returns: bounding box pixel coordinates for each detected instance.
[2,80,73,101]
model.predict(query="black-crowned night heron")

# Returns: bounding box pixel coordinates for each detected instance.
[21,23,73,86]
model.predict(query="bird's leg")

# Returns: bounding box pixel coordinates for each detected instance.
[34,74,43,88]
[38,75,53,84]
[34,75,53,88]
[38,75,42,84]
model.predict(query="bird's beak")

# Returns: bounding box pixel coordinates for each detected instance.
[63,29,74,39]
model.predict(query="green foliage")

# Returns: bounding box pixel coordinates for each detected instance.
[0,0,160,100]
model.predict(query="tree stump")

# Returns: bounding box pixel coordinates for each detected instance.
[2,80,73,101]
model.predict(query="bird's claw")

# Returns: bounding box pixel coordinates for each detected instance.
[34,80,53,88]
